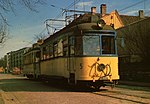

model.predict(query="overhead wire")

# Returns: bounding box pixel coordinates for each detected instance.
[35,1,81,37]
[47,0,150,36]
[46,0,81,34]
[94,0,148,13]
[145,10,150,15]
[23,27,47,47]
[33,1,81,40]
[118,0,148,12]
[54,0,80,20]
[118,0,150,27]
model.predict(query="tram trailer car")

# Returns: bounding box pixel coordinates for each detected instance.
[23,20,119,89]
[23,47,40,79]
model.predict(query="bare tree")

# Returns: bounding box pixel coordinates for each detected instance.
[0,20,7,44]
[117,18,150,63]
[0,0,46,45]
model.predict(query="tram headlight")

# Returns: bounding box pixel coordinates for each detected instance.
[97,19,106,29]
[97,64,105,72]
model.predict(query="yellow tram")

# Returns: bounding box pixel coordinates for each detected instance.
[23,20,119,89]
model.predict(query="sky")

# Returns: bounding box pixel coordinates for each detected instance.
[0,0,150,58]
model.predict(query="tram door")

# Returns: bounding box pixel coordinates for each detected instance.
[33,51,40,79]
[67,55,76,84]
[67,36,76,84]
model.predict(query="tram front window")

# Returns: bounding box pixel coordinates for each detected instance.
[83,35,100,55]
[102,36,116,54]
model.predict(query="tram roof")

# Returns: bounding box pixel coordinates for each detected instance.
[42,13,115,44]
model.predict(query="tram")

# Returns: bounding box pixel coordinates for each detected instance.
[23,18,119,89]
[23,44,40,79]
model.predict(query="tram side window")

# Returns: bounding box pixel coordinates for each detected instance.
[49,45,53,58]
[53,43,58,57]
[83,35,100,56]
[26,54,30,64]
[25,53,32,64]
[69,36,83,56]
[23,55,27,64]
[63,38,68,56]
[36,51,40,58]
[42,47,46,60]
[35,51,40,62]
[31,53,34,63]
[69,36,75,55]
[102,36,116,54]
[75,36,83,55]
[42,46,50,60]
[40,49,43,60]
[46,45,50,58]
[57,39,63,56]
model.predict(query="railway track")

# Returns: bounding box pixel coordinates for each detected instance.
[93,87,150,104]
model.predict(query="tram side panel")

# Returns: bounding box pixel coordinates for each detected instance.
[40,60,55,78]
[23,64,34,78]
[40,58,69,80]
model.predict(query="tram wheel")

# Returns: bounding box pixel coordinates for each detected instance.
[94,85,101,90]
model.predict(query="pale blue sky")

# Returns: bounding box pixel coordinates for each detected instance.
[0,0,150,58]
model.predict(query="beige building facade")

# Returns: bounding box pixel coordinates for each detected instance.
[6,47,30,72]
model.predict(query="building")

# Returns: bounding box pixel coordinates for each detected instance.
[6,47,30,72]
[0,55,7,73]
[101,4,145,29]
[117,17,150,63]
[99,4,149,63]
[99,4,150,81]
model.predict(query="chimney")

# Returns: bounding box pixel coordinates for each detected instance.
[91,7,99,22]
[91,7,96,15]
[101,4,106,16]
[139,10,144,18]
